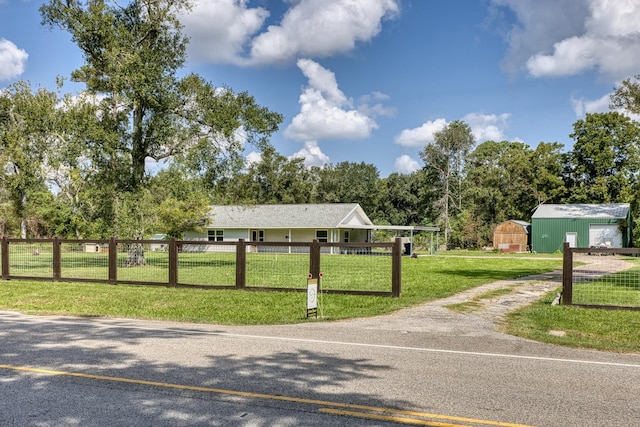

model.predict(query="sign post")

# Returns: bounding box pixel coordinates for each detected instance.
[307,277,318,318]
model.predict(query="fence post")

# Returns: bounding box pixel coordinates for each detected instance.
[236,239,246,288]
[561,242,573,305]
[108,237,117,284]
[309,240,321,290]
[1,236,9,280]
[52,237,61,281]
[168,238,177,286]
[392,237,402,297]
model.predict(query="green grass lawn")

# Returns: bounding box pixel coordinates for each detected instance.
[0,255,561,325]
[505,291,640,353]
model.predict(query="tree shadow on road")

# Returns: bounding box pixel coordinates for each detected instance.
[0,313,414,426]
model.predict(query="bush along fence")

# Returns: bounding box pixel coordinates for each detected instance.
[0,237,403,297]
[562,242,640,310]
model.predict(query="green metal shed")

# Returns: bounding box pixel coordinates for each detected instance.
[531,203,632,253]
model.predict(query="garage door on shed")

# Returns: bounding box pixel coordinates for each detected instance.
[589,224,622,248]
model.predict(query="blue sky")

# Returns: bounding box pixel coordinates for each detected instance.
[1,0,638,177]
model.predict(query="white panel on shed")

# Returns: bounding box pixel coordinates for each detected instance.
[589,224,622,248]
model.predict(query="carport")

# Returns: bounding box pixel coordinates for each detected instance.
[363,225,440,255]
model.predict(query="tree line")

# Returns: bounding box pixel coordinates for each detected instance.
[2,0,640,248]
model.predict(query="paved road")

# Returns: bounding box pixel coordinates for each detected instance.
[1,296,639,427]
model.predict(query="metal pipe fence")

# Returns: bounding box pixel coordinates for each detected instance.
[0,237,403,297]
[562,242,640,310]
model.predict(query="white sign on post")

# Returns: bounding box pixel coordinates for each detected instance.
[307,278,318,318]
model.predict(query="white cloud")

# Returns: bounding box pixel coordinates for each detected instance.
[491,0,589,76]
[181,0,399,66]
[284,59,379,141]
[462,112,510,142]
[248,0,399,65]
[394,118,448,148]
[395,113,510,148]
[572,91,640,122]
[571,93,611,117]
[245,151,262,166]
[290,141,330,167]
[145,157,167,175]
[0,39,28,80]
[394,155,421,174]
[180,0,269,64]
[357,92,396,117]
[493,0,640,80]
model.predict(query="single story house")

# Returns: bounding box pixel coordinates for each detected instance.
[183,203,439,253]
[493,220,530,252]
[149,233,168,251]
[531,203,632,253]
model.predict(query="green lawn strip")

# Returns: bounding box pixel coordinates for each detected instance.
[505,291,640,353]
[430,250,563,259]
[0,257,561,325]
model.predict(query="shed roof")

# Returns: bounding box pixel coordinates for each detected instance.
[495,220,530,233]
[207,204,373,229]
[532,203,630,219]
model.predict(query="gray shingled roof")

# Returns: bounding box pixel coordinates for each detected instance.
[207,204,373,229]
[532,203,630,219]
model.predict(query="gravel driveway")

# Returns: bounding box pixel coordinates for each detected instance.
[337,255,635,338]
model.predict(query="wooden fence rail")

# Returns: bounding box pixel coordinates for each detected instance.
[0,237,403,297]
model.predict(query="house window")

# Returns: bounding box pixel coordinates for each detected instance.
[251,230,264,242]
[208,230,224,242]
[343,231,350,243]
[316,230,328,243]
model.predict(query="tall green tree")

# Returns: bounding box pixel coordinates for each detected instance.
[146,166,210,239]
[610,75,640,114]
[41,88,111,238]
[220,147,315,205]
[377,171,434,226]
[420,120,474,246]
[460,140,567,247]
[463,140,534,246]
[40,0,282,236]
[565,112,640,203]
[0,81,58,238]
[530,142,567,206]
[313,161,381,215]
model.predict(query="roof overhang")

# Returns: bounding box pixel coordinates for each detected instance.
[340,224,440,232]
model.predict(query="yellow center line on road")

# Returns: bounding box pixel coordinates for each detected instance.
[320,408,472,426]
[0,363,535,427]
